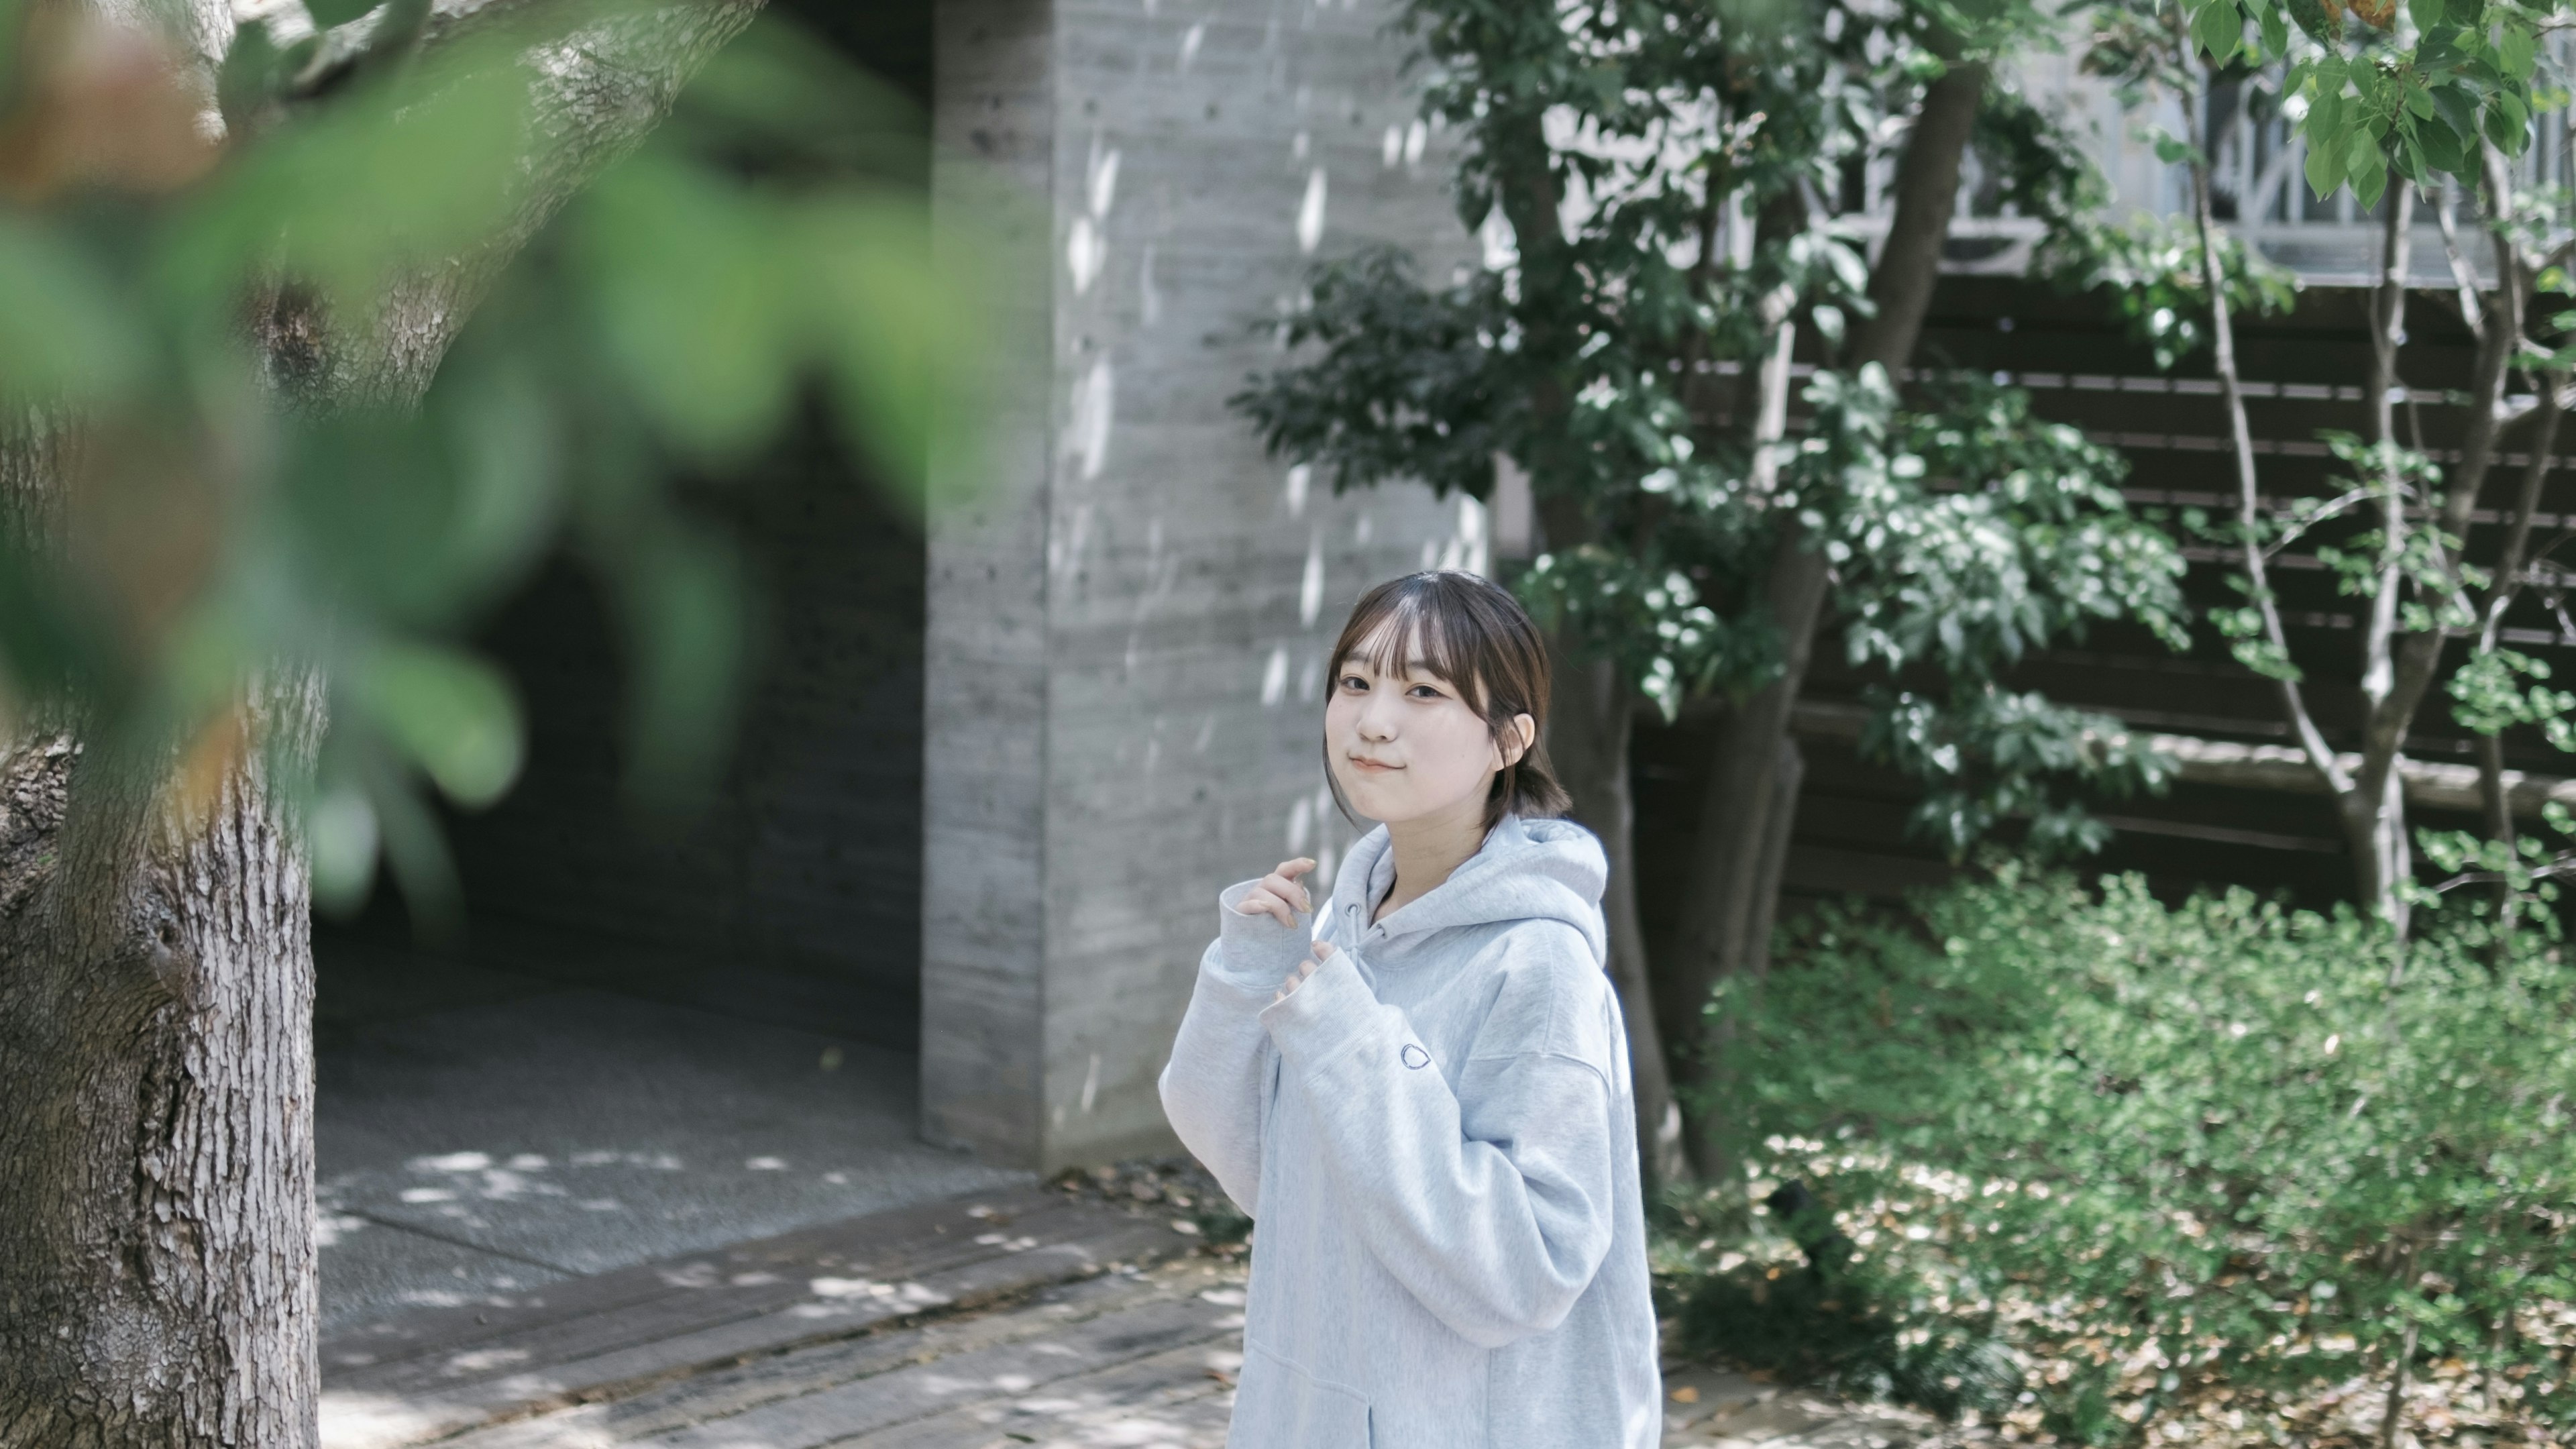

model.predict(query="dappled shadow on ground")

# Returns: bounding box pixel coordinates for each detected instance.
[313,936,1024,1332]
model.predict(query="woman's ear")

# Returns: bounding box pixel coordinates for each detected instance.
[1495,713,1534,769]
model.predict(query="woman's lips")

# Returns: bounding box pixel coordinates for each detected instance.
[1348,756,1399,771]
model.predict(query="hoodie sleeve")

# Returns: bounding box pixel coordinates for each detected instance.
[1258,920,1625,1350]
[1156,878,1316,1220]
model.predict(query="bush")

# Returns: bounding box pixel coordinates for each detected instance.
[1672,866,2576,1445]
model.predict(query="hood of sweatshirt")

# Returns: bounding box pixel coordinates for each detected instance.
[1326,813,1608,967]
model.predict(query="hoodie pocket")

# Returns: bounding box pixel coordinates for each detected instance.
[1234,1338,1373,1447]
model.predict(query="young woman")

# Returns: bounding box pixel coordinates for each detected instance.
[1159,570,1661,1448]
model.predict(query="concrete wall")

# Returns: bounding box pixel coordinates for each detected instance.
[923,0,1491,1171]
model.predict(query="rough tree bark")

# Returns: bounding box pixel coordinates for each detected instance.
[0,1,757,1442]
[1662,46,1987,1178]
[1543,637,1685,1191]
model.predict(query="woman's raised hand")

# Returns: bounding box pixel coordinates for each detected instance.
[1233,857,1317,930]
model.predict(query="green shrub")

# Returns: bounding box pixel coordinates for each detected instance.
[1674,866,2576,1445]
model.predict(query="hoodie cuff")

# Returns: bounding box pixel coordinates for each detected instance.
[1212,877,1316,991]
[1258,952,1389,1070]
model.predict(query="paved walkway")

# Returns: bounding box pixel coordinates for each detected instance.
[315,939,1026,1332]
[311,948,1933,1447]
[319,1175,1937,1449]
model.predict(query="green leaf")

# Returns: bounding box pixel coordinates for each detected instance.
[2305,85,2346,146]
[2430,82,2480,143]
[352,642,525,808]
[573,158,802,461]
[2390,128,2423,182]
[2351,140,2390,209]
[167,52,533,318]
[305,781,380,915]
[2306,130,2347,197]
[303,0,384,28]
[598,527,748,801]
[2485,90,2531,154]
[217,18,281,130]
[2191,0,2243,61]
[2407,0,2447,40]
[2414,113,2467,175]
[2498,25,2536,80]
[799,197,968,510]
[2259,1,2290,58]
[0,219,143,402]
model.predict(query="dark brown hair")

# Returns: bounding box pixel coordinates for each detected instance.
[1322,570,1570,830]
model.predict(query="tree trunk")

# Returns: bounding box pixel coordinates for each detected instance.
[2348,148,2526,931]
[0,701,321,1448]
[1544,643,1684,1191]
[2345,183,2418,930]
[1662,50,1986,1179]
[1491,117,1690,1187]
[0,2,759,1441]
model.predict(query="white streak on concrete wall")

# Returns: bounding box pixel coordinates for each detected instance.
[1297,167,1328,253]
[1260,646,1290,705]
[1049,502,1093,580]
[1298,529,1324,625]
[1087,143,1122,218]
[1178,20,1203,70]
[1067,216,1103,292]
[1283,463,1310,517]
[1069,138,1120,294]
[1070,358,1114,480]
[1287,796,1312,854]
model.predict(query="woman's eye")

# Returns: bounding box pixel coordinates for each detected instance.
[1409,684,1441,700]
[1338,676,1367,692]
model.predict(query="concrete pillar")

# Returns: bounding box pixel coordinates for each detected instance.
[923,0,1489,1171]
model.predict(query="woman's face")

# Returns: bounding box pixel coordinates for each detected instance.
[1324,624,1529,827]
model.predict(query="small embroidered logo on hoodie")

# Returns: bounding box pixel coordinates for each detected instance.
[1400,1044,1431,1069]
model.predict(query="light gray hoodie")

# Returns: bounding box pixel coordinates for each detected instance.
[1158,814,1661,1449]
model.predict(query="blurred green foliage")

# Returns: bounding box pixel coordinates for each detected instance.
[0,0,985,916]
[1671,867,2576,1443]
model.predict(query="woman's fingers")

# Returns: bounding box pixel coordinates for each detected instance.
[1233,888,1295,928]
[1273,953,1322,1004]
[1270,858,1317,912]
[1255,861,1317,914]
